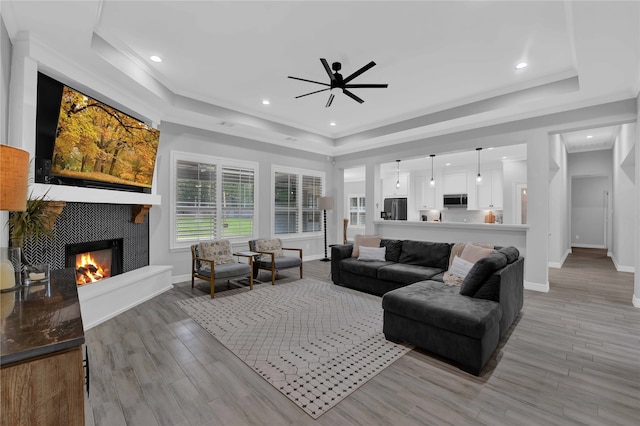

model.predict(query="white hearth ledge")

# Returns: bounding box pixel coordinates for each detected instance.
[77,265,173,330]
[31,183,161,205]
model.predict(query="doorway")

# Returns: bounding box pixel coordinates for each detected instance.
[571,176,609,249]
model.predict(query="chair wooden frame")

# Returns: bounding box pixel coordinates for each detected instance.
[191,245,253,298]
[249,245,303,285]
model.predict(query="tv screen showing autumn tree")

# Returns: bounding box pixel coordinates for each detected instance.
[51,85,159,190]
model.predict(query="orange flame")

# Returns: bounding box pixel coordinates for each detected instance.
[75,252,110,285]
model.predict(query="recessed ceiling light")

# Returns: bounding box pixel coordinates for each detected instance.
[445,163,451,166]
[330,122,336,126]
[502,156,508,160]
[150,55,162,63]
[586,135,593,139]
[515,62,527,70]
[487,147,494,150]
[262,99,270,105]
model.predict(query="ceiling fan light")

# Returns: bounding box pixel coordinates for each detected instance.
[515,62,527,70]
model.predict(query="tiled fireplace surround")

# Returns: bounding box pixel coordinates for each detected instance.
[22,201,172,330]
[23,202,150,273]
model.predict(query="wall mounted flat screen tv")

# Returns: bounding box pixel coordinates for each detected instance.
[35,72,160,193]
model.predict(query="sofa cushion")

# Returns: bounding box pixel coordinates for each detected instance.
[382,281,502,339]
[378,263,444,285]
[380,239,403,262]
[498,246,520,264]
[398,241,452,270]
[197,262,251,279]
[340,257,392,279]
[460,252,508,296]
[471,273,501,301]
[352,235,381,257]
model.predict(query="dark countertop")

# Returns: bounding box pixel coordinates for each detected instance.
[1,268,85,366]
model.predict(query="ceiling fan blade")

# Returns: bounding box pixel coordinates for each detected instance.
[288,76,330,86]
[342,89,364,104]
[320,58,336,83]
[344,83,389,88]
[325,93,335,108]
[295,88,331,98]
[342,61,376,84]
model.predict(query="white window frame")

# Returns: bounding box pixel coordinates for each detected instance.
[170,150,258,250]
[348,194,366,227]
[271,165,325,239]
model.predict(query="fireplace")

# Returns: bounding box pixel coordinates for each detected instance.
[66,239,123,285]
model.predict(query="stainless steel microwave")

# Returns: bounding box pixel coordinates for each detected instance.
[443,194,468,208]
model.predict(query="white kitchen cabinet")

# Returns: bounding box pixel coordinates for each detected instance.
[383,173,409,197]
[443,172,467,194]
[477,168,503,209]
[415,176,438,209]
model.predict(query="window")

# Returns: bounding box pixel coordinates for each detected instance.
[171,151,257,249]
[273,166,324,236]
[349,195,366,226]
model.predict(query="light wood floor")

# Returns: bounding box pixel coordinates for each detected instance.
[84,250,639,425]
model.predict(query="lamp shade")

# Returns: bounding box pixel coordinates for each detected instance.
[318,196,334,210]
[0,145,29,211]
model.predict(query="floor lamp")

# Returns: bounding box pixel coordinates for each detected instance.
[318,196,334,262]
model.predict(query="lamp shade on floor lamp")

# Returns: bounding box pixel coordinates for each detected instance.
[319,197,334,261]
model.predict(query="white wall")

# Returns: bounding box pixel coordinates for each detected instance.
[548,134,570,267]
[571,176,608,247]
[149,123,334,281]
[612,123,637,272]
[502,160,527,225]
[0,16,12,246]
[635,96,640,307]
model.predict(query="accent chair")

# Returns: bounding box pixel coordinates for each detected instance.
[248,238,303,285]
[191,239,253,298]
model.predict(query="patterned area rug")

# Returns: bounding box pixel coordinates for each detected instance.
[176,279,412,418]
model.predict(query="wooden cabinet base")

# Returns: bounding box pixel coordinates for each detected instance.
[1,346,84,425]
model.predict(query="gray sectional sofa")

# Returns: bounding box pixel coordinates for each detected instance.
[331,239,524,375]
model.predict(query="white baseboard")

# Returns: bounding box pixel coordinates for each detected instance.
[633,293,640,308]
[548,249,571,269]
[609,253,635,273]
[524,280,549,293]
[172,273,191,284]
[78,265,174,330]
[571,244,606,249]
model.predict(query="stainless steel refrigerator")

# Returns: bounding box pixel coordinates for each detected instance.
[383,197,407,220]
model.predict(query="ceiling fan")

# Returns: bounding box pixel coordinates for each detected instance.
[288,58,388,107]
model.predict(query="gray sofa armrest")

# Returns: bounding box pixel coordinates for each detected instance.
[331,244,353,284]
[497,257,524,338]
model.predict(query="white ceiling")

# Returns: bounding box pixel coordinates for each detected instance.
[561,125,619,153]
[2,1,639,156]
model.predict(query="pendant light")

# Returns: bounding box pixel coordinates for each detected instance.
[476,147,483,185]
[395,159,401,188]
[429,154,436,187]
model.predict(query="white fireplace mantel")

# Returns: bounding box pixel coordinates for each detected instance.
[31,183,161,205]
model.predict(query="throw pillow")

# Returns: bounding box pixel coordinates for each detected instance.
[255,238,283,258]
[352,234,381,257]
[380,239,403,262]
[448,256,474,279]
[358,246,386,262]
[198,239,234,270]
[460,243,496,263]
[459,252,508,296]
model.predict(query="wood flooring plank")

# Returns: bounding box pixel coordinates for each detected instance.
[83,252,640,425]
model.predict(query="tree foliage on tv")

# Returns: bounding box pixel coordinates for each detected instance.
[52,86,159,188]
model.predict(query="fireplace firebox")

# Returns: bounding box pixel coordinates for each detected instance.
[66,239,123,285]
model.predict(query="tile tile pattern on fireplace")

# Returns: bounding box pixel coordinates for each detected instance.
[21,202,149,273]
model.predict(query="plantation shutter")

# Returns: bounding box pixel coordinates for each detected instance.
[302,175,322,232]
[274,172,298,234]
[221,166,255,238]
[175,160,217,240]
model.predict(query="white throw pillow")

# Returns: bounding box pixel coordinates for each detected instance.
[448,256,475,279]
[358,246,386,262]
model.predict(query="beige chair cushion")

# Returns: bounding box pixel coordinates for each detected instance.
[255,238,283,258]
[198,239,234,271]
[352,234,381,257]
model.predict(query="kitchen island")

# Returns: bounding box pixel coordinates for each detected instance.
[374,220,528,258]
